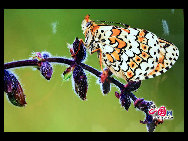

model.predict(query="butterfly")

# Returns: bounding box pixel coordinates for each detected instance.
[81,14,179,82]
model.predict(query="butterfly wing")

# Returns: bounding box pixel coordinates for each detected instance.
[147,37,179,78]
[96,25,179,82]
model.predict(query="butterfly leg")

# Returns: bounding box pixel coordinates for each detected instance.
[91,48,104,72]
[91,48,112,85]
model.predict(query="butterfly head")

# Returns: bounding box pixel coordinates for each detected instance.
[81,14,93,34]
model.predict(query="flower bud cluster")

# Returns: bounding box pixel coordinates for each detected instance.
[63,38,88,100]
[32,52,53,80]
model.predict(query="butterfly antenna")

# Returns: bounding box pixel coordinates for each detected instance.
[93,20,130,28]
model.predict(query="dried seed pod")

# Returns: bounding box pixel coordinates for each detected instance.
[73,65,88,100]
[40,61,53,80]
[4,69,26,107]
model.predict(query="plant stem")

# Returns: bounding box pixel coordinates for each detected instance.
[4,59,38,69]
[4,57,135,98]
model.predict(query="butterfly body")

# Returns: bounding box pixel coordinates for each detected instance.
[82,15,179,82]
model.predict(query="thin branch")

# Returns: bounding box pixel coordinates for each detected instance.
[4,57,124,89]
[4,57,137,101]
[4,59,38,69]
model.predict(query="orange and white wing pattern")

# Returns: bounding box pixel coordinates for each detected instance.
[81,15,179,82]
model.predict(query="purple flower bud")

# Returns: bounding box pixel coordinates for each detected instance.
[40,61,53,80]
[71,37,86,63]
[134,98,153,111]
[31,52,43,61]
[146,120,156,132]
[140,114,163,132]
[146,114,153,122]
[119,91,131,111]
[73,65,88,100]
[115,91,120,99]
[4,69,26,107]
[134,98,144,107]
[124,80,141,92]
[41,52,51,59]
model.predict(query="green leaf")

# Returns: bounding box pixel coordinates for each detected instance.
[62,66,74,81]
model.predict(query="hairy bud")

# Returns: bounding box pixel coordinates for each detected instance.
[120,92,131,111]
[73,65,88,100]
[69,37,86,63]
[115,91,131,111]
[4,69,26,107]
[40,61,53,80]
[124,80,142,92]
